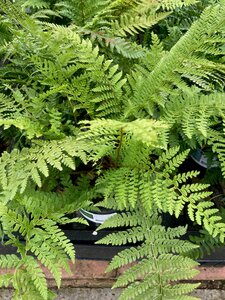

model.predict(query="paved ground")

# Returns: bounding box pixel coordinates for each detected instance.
[192,290,225,299]
[1,288,225,299]
[0,288,121,300]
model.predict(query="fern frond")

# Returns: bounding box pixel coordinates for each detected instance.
[79,118,168,150]
[96,147,212,216]
[38,219,75,262]
[0,254,21,269]
[0,137,88,202]
[126,2,225,117]
[24,256,48,300]
[20,187,91,219]
[99,210,200,300]
[157,0,200,10]
[106,243,151,271]
[114,254,199,287]
[209,134,225,177]
[96,227,145,245]
[0,274,13,288]
[97,212,141,230]
[31,247,63,288]
[27,229,69,288]
[111,12,171,37]
[55,0,106,26]
[189,229,222,259]
[0,0,39,31]
[162,91,225,145]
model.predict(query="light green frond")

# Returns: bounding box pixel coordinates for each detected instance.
[99,213,200,300]
[38,219,75,262]
[126,2,225,117]
[158,0,200,10]
[106,244,151,271]
[24,256,48,300]
[97,212,141,230]
[96,227,145,245]
[0,274,13,288]
[111,12,171,37]
[0,254,21,269]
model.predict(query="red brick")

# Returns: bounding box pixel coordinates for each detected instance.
[43,259,117,287]
[195,266,225,281]
[3,259,225,288]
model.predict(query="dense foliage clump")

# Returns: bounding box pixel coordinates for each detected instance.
[0,0,225,299]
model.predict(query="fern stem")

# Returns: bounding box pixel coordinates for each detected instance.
[67,97,77,124]
[115,127,124,165]
[143,214,164,299]
[80,0,85,26]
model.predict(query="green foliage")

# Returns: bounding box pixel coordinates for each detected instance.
[10,0,199,60]
[97,209,200,300]
[0,24,127,123]
[95,146,225,242]
[0,192,89,299]
[0,0,225,299]
[125,2,225,117]
[0,137,88,202]
[163,91,225,141]
[153,0,220,49]
[78,118,169,149]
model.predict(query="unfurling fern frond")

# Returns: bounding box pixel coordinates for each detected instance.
[97,209,200,300]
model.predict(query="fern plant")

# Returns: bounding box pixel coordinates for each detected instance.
[0,194,89,299]
[124,4,225,118]
[151,0,220,49]
[0,1,225,299]
[97,209,200,300]
[79,126,225,299]
[11,0,199,62]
